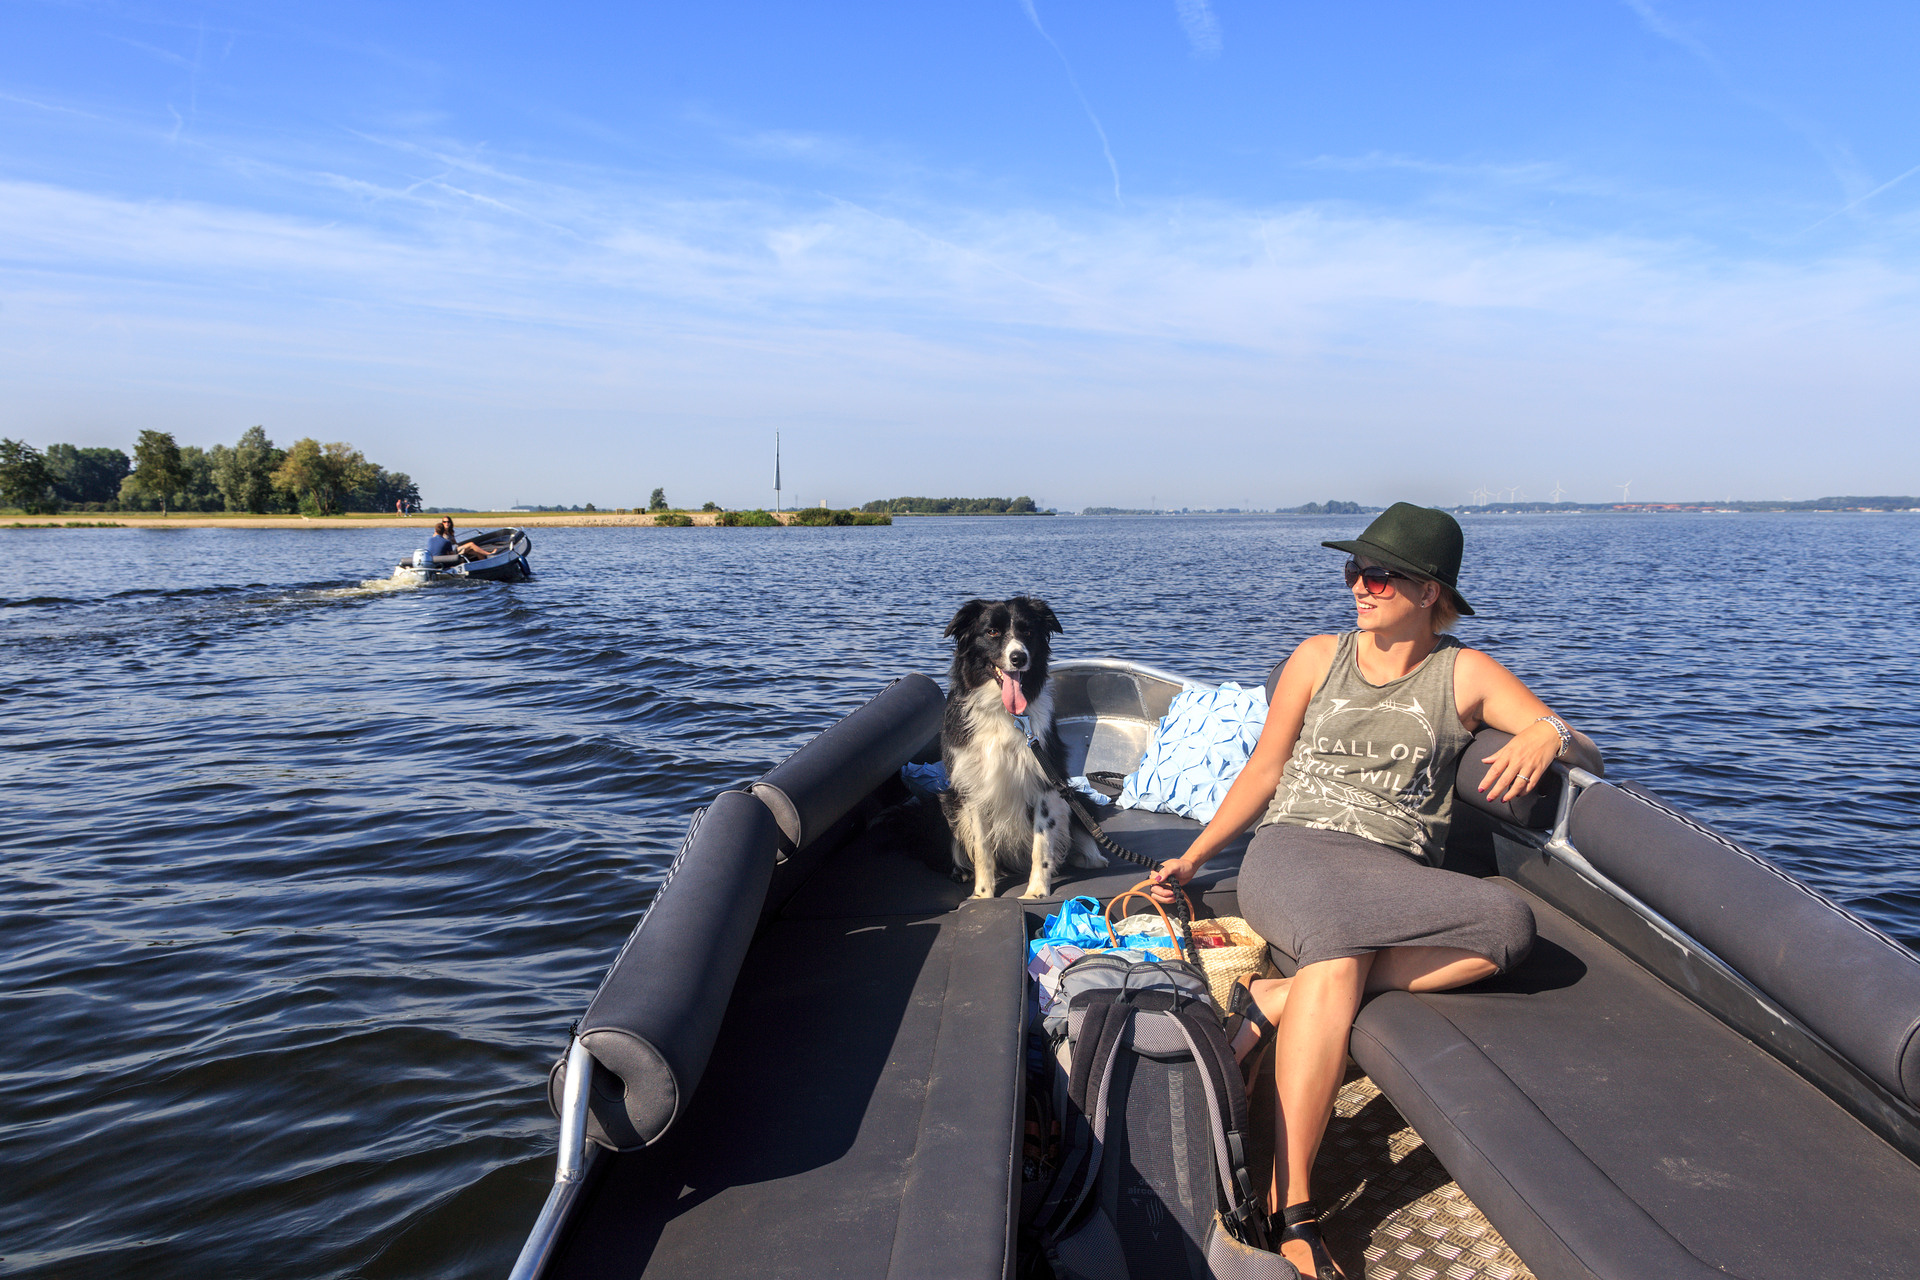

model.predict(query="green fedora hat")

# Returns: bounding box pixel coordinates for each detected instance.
[1322,502,1475,616]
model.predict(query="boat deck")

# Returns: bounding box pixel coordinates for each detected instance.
[1316,1071,1532,1280]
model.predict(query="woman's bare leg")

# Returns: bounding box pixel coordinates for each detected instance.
[1269,946,1498,1276]
[1229,975,1292,1064]
[1272,954,1371,1275]
[1367,945,1497,994]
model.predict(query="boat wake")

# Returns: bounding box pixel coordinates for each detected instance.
[312,567,431,599]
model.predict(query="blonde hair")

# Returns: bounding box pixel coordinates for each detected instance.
[1430,592,1460,634]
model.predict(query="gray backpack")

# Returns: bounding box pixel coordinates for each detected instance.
[1030,954,1298,1280]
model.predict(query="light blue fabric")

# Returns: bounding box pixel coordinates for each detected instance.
[1029,895,1113,959]
[1115,681,1269,824]
[1066,775,1113,804]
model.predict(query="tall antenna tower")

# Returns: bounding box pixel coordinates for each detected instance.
[775,432,782,513]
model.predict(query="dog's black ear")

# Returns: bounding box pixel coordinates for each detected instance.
[944,599,992,639]
[1021,597,1064,635]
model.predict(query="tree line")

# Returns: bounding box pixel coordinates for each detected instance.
[0,429,419,516]
[860,496,1042,515]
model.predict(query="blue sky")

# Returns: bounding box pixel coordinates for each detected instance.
[3,1,1917,510]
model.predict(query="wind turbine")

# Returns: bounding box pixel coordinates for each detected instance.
[1504,486,1519,502]
[1617,480,1632,502]
[1551,481,1566,503]
[1470,485,1490,505]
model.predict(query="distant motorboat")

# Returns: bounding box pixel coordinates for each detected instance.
[401,527,532,582]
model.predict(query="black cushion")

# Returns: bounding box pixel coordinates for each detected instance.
[549,791,780,1150]
[1353,884,1920,1280]
[550,899,1027,1280]
[1569,780,1920,1107]
[1453,727,1562,829]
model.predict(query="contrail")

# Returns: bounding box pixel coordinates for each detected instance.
[1800,160,1920,235]
[1018,0,1123,205]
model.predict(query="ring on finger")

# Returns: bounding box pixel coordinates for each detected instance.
[1517,774,1531,783]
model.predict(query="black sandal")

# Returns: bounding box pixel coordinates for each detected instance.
[1280,1203,1341,1280]
[1224,974,1277,1074]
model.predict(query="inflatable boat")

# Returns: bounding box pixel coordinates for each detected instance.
[401,528,532,581]
[508,660,1920,1280]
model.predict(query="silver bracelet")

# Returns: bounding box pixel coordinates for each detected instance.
[1536,714,1572,757]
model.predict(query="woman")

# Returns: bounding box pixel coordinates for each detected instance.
[428,518,493,562]
[1150,503,1589,1279]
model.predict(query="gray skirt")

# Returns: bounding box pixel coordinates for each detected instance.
[1237,824,1535,972]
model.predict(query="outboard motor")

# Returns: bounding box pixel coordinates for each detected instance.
[412,549,431,569]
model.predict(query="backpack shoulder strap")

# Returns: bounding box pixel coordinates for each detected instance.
[1033,995,1135,1237]
[1161,1002,1271,1248]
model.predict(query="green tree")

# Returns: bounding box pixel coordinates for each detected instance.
[176,446,222,512]
[648,487,669,511]
[213,426,285,513]
[0,438,54,514]
[125,430,188,515]
[272,439,375,515]
[45,445,132,507]
[348,468,419,513]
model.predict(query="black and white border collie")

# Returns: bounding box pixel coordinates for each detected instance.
[940,597,1105,899]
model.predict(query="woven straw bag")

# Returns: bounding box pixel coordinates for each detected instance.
[1105,881,1271,1012]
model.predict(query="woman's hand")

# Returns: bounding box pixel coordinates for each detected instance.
[1477,719,1564,803]
[1149,855,1197,904]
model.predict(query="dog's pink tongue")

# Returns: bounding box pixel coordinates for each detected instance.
[1000,670,1029,716]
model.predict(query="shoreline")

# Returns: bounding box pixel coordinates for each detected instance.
[7,512,808,529]
[9,507,1917,531]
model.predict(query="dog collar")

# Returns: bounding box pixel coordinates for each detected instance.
[1012,712,1036,745]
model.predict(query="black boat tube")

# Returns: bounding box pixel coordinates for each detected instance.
[751,672,944,851]
[546,790,781,1151]
[752,673,945,917]
[513,674,946,1277]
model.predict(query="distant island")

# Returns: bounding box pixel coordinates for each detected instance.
[1080,500,1368,515]
[861,496,1047,515]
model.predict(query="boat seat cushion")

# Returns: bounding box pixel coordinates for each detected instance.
[550,898,1027,1280]
[1570,780,1920,1107]
[1351,883,1920,1280]
[777,802,1247,922]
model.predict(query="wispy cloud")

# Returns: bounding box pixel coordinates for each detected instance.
[1016,0,1122,206]
[1174,0,1221,58]
[1621,0,1860,195]
[3,114,1918,506]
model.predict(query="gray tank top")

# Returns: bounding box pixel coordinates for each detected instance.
[1260,630,1472,864]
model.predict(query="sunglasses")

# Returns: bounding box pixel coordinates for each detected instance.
[1343,558,1420,598]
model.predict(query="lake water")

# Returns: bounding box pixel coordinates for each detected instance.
[3,513,1917,1278]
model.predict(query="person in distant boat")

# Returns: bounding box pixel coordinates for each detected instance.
[1149,503,1599,1280]
[426,518,492,562]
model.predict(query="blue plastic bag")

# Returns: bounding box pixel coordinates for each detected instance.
[1029,895,1113,961]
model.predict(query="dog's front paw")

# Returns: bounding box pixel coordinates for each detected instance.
[1021,879,1051,900]
[949,865,973,886]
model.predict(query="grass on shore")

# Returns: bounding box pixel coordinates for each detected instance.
[5,520,126,529]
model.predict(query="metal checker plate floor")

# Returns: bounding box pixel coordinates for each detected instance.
[1314,1070,1534,1280]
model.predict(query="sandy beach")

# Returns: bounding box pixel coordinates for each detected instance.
[19,512,806,529]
